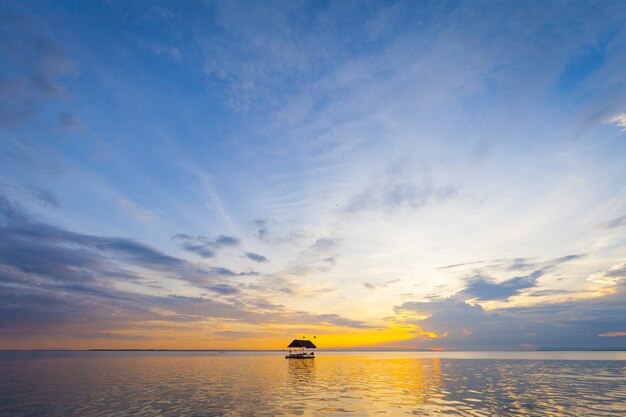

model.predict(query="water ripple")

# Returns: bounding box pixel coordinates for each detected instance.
[0,352,625,416]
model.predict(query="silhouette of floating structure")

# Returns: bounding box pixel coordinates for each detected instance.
[285,339,316,359]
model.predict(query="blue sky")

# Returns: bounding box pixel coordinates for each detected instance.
[1,0,626,350]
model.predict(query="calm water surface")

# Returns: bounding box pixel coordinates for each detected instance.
[1,351,625,416]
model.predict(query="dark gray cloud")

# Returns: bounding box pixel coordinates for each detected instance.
[175,237,215,257]
[0,194,371,344]
[1,273,373,339]
[253,219,269,240]
[499,280,626,349]
[172,233,240,258]
[395,280,626,350]
[0,12,75,128]
[395,298,521,350]
[547,254,585,267]
[208,266,235,276]
[88,237,184,268]
[0,194,247,291]
[393,258,626,350]
[0,282,262,339]
[448,254,585,301]
[245,252,268,263]
[24,184,60,208]
[215,235,239,246]
[209,283,241,295]
[506,258,535,271]
[460,270,543,301]
[606,264,626,277]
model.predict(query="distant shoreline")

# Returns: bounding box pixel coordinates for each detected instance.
[2,349,625,352]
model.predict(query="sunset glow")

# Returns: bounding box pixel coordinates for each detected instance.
[1,0,626,352]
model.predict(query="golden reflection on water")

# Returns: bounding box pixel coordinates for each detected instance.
[287,356,315,384]
[0,352,625,416]
[280,355,446,415]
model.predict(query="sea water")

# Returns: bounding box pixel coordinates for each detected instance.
[1,351,625,416]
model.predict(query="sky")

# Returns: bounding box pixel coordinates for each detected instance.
[1,0,626,351]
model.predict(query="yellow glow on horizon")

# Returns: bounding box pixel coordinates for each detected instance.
[282,324,439,349]
[0,322,441,351]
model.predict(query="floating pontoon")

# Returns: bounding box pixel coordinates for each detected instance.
[285,339,316,359]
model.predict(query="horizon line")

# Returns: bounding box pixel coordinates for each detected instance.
[2,348,626,352]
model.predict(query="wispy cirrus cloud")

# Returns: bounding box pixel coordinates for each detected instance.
[0,12,76,128]
[196,1,335,111]
[599,214,626,229]
[438,261,483,270]
[24,184,60,208]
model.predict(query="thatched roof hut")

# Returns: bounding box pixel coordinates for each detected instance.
[287,339,317,349]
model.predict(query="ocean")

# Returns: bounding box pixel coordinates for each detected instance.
[1,351,625,416]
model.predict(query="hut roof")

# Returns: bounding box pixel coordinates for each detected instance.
[288,339,317,349]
